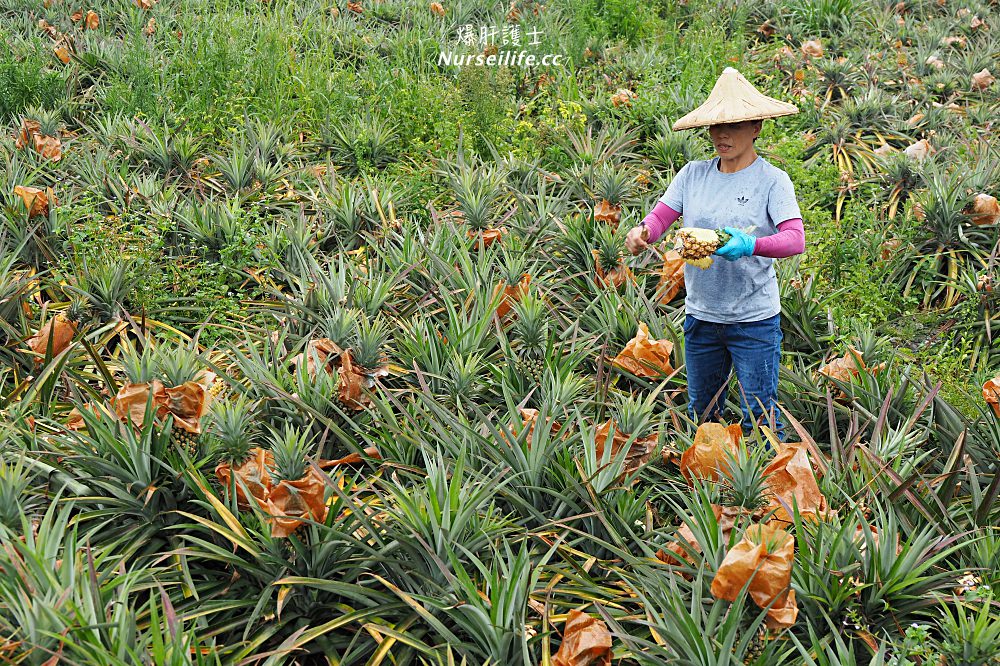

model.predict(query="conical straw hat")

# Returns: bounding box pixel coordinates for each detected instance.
[672,67,798,131]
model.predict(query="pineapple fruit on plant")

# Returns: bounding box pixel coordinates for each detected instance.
[593,165,633,225]
[592,222,634,287]
[120,342,215,458]
[158,346,213,458]
[509,293,549,386]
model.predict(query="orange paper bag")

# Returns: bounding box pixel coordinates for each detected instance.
[595,419,657,479]
[983,376,1000,417]
[215,447,275,511]
[680,422,741,483]
[710,523,798,629]
[552,609,612,666]
[264,468,329,537]
[612,321,674,378]
[655,248,685,304]
[763,441,825,523]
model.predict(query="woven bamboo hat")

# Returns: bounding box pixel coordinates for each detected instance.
[672,67,798,131]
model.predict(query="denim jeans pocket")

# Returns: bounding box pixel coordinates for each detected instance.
[734,314,781,344]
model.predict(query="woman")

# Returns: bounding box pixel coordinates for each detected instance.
[625,67,805,443]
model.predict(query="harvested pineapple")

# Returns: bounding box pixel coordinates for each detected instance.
[673,227,732,269]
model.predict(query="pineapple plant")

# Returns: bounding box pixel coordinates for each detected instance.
[450,164,509,247]
[592,165,633,225]
[156,345,207,457]
[591,222,634,287]
[264,425,328,537]
[495,242,532,318]
[673,227,733,269]
[33,107,63,139]
[610,391,655,440]
[349,314,390,373]
[210,395,258,468]
[268,426,312,484]
[323,306,360,351]
[510,293,548,386]
[718,443,771,513]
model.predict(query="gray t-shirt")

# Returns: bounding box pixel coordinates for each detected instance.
[659,155,801,324]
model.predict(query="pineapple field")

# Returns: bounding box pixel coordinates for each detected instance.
[3,0,1000,663]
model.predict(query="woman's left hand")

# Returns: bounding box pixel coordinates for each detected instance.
[714,227,757,260]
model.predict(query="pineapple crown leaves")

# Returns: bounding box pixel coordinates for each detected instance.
[448,164,510,231]
[155,344,205,388]
[593,221,627,269]
[322,306,361,350]
[209,395,260,465]
[539,369,591,414]
[511,292,549,353]
[118,338,158,385]
[349,313,391,371]
[607,389,661,439]
[718,442,774,513]
[592,163,634,206]
[496,239,533,284]
[22,106,63,137]
[266,425,315,483]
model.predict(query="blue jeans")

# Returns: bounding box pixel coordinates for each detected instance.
[683,313,786,443]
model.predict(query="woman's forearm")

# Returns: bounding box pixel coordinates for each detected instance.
[641,202,681,243]
[752,218,804,258]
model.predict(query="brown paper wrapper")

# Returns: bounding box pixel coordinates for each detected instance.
[710,523,798,629]
[595,419,657,479]
[318,445,381,467]
[502,408,564,447]
[161,381,210,434]
[611,321,674,378]
[290,338,345,379]
[656,504,742,568]
[983,376,1000,418]
[493,273,531,319]
[591,249,635,289]
[817,346,886,401]
[26,314,77,363]
[215,447,275,511]
[112,379,209,434]
[64,403,106,431]
[763,441,826,524]
[467,226,507,248]
[112,381,166,429]
[680,422,741,483]
[552,609,612,666]
[655,248,686,304]
[969,193,999,226]
[13,185,57,218]
[15,119,62,161]
[337,350,372,410]
[264,468,329,537]
[593,199,621,224]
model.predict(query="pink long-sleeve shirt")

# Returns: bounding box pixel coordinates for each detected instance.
[641,202,805,258]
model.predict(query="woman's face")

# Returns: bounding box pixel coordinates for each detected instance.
[707,120,762,161]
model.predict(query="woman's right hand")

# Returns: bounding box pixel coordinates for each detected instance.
[625,224,650,255]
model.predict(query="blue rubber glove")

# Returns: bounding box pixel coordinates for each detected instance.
[714,227,757,261]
